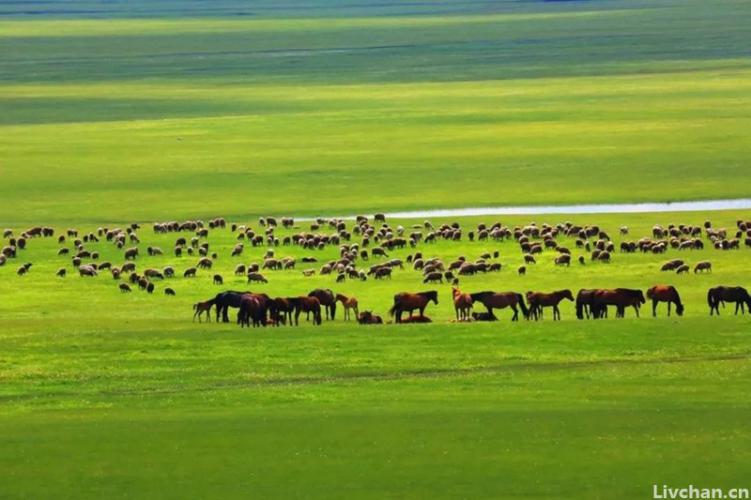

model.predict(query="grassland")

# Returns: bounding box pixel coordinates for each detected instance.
[2,0,751,497]
[2,211,751,498]
[1,0,751,224]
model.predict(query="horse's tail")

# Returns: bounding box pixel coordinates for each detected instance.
[516,293,530,319]
[707,288,715,309]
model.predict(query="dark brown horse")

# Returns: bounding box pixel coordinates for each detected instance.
[357,311,384,325]
[470,291,529,321]
[591,289,645,318]
[575,289,598,319]
[289,296,322,325]
[238,295,263,327]
[526,289,574,321]
[308,288,336,320]
[646,285,684,317]
[270,297,295,326]
[389,291,438,323]
[707,286,751,315]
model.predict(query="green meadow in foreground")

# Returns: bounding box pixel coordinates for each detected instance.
[2,0,751,497]
[1,210,750,498]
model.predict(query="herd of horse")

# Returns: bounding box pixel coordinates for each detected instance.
[192,285,751,327]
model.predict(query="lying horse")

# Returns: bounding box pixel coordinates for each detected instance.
[646,285,684,317]
[708,286,751,315]
[357,311,383,325]
[469,291,529,321]
[526,289,574,321]
[389,291,438,323]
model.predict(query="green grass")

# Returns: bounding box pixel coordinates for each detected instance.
[2,0,751,497]
[1,211,751,498]
[1,0,751,224]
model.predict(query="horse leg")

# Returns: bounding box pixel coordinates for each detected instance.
[554,305,559,321]
[511,305,518,322]
[652,299,658,317]
[667,302,671,317]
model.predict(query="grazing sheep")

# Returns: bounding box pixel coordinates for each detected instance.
[302,269,316,277]
[17,263,31,276]
[183,267,197,278]
[518,266,526,276]
[164,288,176,296]
[675,264,690,274]
[146,282,155,294]
[578,256,585,265]
[423,271,443,284]
[78,265,97,277]
[124,247,139,260]
[524,254,536,265]
[163,266,175,278]
[213,274,224,285]
[121,262,136,273]
[694,261,712,273]
[119,283,132,293]
[246,272,268,284]
[56,268,67,277]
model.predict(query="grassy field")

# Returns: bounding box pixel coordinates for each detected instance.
[1,0,751,224]
[2,0,751,497]
[2,210,751,498]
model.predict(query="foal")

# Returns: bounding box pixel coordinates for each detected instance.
[193,301,214,323]
[335,293,359,321]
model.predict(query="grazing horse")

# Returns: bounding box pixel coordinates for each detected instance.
[238,295,264,327]
[270,297,295,326]
[591,289,645,318]
[451,287,473,321]
[193,300,215,323]
[526,289,574,321]
[335,293,359,321]
[707,286,751,315]
[389,291,438,323]
[309,288,337,320]
[213,290,252,322]
[646,285,684,317]
[289,296,322,325]
[470,291,529,321]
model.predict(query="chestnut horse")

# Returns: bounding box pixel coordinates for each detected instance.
[192,300,215,323]
[335,293,359,321]
[289,296,322,325]
[646,285,684,317]
[526,289,574,321]
[389,291,438,323]
[451,287,473,321]
[707,286,751,316]
[469,291,529,321]
[238,295,263,327]
[591,288,645,318]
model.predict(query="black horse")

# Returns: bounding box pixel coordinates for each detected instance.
[708,286,751,315]
[214,290,252,322]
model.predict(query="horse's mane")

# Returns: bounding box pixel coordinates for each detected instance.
[419,290,438,300]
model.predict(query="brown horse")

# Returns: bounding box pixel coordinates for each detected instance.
[193,300,214,323]
[526,289,574,321]
[289,296,322,325]
[357,311,384,325]
[270,297,295,326]
[238,295,263,327]
[335,293,359,321]
[707,286,751,315]
[451,287,473,321]
[389,291,438,323]
[591,289,645,318]
[646,285,684,317]
[309,288,336,320]
[575,289,598,319]
[470,291,529,321]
